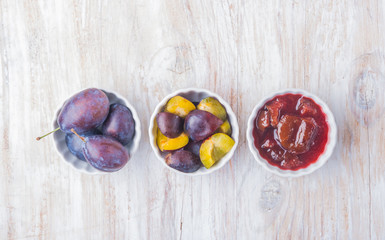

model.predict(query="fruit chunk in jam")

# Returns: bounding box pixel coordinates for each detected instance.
[253,93,328,170]
[296,97,318,116]
[257,110,270,132]
[266,100,284,127]
[277,115,318,154]
[259,131,305,169]
[280,153,303,169]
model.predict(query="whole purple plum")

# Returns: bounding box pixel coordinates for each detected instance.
[65,129,101,161]
[102,103,135,146]
[83,135,130,172]
[58,88,110,133]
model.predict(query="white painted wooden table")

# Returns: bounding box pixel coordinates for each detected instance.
[1,1,385,239]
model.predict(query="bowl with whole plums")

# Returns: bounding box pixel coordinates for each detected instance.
[149,88,239,175]
[37,88,141,174]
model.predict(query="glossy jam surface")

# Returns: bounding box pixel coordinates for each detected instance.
[253,93,329,170]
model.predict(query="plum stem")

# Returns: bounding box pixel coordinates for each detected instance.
[71,128,86,143]
[36,127,60,141]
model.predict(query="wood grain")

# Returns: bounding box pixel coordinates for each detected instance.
[1,0,385,239]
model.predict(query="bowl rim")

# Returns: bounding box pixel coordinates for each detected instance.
[148,87,239,176]
[52,88,142,174]
[246,88,337,177]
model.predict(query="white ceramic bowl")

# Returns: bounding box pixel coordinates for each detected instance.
[149,88,239,176]
[52,89,141,174]
[247,88,337,177]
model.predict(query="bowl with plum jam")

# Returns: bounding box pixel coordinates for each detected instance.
[247,89,337,177]
[149,88,239,176]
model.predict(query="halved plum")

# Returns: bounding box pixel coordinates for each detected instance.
[217,120,232,135]
[157,129,189,151]
[197,97,227,121]
[200,133,235,169]
[156,112,184,138]
[165,150,201,173]
[165,96,196,118]
[184,110,223,142]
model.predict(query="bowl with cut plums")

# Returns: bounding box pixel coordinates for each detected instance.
[247,89,337,177]
[149,88,239,175]
[37,88,141,174]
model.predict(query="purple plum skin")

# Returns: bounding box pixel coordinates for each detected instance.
[65,129,101,161]
[165,150,201,173]
[83,135,130,172]
[58,88,110,134]
[184,110,223,141]
[183,141,202,157]
[102,103,135,146]
[156,112,184,138]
